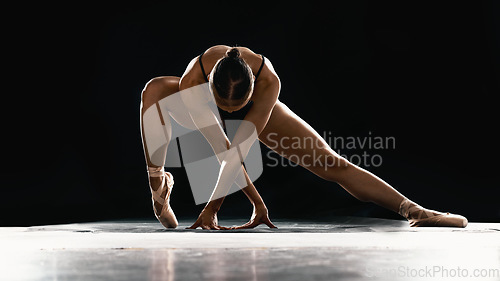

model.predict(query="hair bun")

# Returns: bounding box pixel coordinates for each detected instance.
[226,48,240,59]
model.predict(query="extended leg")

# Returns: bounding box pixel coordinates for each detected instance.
[259,101,467,227]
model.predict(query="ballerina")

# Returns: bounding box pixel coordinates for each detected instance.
[140,45,468,230]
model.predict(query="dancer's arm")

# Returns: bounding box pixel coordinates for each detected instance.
[177,82,259,198]
[178,82,272,229]
[179,54,280,229]
[203,61,281,215]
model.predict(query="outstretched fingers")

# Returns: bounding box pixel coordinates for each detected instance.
[186,220,201,229]
[231,217,278,230]
[187,221,232,230]
[263,217,278,228]
[231,221,256,230]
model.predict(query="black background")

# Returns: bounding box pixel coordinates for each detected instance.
[1,1,499,226]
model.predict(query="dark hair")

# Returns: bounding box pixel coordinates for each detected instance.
[211,48,253,104]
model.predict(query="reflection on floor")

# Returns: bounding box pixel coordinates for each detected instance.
[1,217,499,281]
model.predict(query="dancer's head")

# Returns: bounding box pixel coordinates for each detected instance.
[209,48,254,112]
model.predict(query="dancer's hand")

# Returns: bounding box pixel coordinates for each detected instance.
[187,208,230,230]
[232,204,277,229]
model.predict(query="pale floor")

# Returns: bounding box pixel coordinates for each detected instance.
[1,217,500,281]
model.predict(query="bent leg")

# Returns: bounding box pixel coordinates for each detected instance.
[259,101,467,227]
[140,76,181,228]
[141,76,181,168]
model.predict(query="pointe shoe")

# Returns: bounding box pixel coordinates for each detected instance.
[399,198,468,228]
[148,167,178,228]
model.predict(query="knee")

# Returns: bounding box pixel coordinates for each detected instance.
[141,76,180,110]
[141,77,163,110]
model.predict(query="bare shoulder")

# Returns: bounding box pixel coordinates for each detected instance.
[236,46,279,82]
[252,54,281,101]
[179,56,207,90]
[238,47,266,72]
[255,54,280,91]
